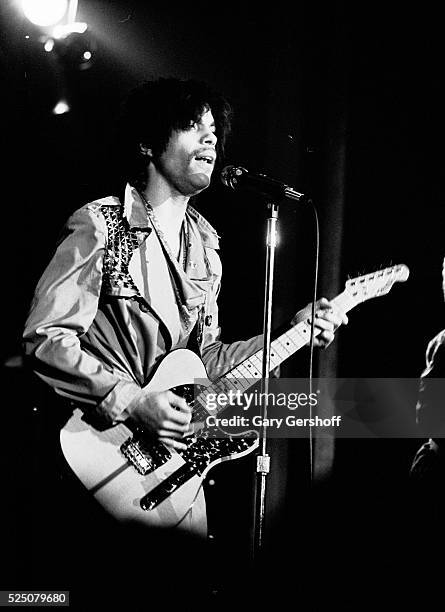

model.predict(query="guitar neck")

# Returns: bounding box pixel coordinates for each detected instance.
[231,290,358,375]
[194,290,358,418]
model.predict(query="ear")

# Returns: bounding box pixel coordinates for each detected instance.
[139,144,152,157]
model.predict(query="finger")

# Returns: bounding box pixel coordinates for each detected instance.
[316,297,331,308]
[316,299,348,324]
[319,330,335,344]
[159,412,191,432]
[314,331,334,348]
[330,307,348,326]
[312,315,335,332]
[159,437,188,452]
[158,425,188,437]
[168,391,192,413]
[165,406,192,428]
[315,309,347,329]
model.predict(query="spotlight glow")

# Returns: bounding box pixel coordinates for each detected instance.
[53,99,70,115]
[52,22,87,39]
[21,0,68,27]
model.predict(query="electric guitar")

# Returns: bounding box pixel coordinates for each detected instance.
[60,264,409,530]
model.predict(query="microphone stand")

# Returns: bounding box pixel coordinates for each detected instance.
[253,199,279,560]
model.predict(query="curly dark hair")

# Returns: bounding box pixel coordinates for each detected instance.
[115,77,232,189]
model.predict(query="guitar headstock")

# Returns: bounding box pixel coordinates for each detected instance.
[345,264,410,304]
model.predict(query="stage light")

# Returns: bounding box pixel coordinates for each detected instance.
[44,39,55,52]
[21,0,68,27]
[53,99,70,115]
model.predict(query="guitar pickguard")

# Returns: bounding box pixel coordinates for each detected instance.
[139,432,258,511]
[117,382,258,509]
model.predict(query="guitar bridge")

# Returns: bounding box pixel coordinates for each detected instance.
[120,431,171,475]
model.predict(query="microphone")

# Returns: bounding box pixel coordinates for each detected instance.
[220,165,309,203]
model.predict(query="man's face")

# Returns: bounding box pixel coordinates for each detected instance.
[153,109,217,196]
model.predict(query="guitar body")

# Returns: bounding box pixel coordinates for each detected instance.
[60,349,258,533]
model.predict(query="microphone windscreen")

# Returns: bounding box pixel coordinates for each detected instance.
[220,165,235,187]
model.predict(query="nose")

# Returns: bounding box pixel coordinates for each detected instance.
[201,127,217,147]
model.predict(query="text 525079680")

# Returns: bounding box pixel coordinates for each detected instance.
[0,591,69,607]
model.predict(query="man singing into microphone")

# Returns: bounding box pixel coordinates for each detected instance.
[22,77,347,602]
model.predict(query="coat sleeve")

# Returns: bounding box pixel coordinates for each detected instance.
[22,206,142,423]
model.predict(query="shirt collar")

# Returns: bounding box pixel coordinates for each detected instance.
[123,183,220,249]
[123,184,151,231]
[187,204,220,250]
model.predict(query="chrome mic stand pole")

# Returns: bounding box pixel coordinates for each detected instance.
[253,200,279,559]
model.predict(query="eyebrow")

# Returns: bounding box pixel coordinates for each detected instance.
[197,117,216,131]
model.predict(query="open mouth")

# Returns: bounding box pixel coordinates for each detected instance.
[194,155,214,165]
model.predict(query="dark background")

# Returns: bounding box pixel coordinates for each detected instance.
[1,1,444,609]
